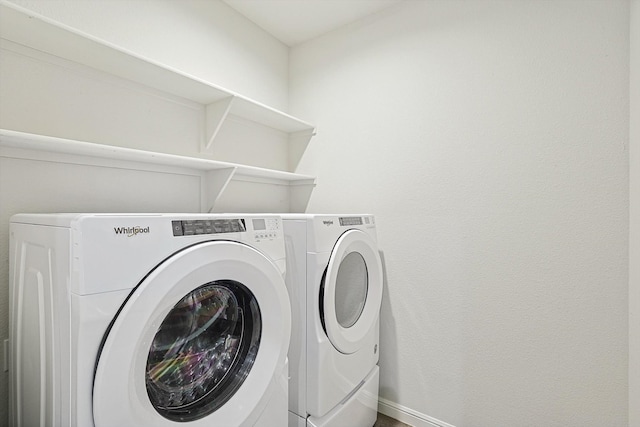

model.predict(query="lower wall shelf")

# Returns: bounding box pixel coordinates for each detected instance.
[0,129,316,213]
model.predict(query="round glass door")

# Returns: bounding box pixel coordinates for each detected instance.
[146,280,261,422]
[334,252,368,328]
[322,229,383,355]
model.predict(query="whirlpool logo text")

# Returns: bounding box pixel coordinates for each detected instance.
[114,226,150,237]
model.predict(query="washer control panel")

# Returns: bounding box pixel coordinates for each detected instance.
[252,217,280,241]
[171,217,281,240]
[172,219,246,236]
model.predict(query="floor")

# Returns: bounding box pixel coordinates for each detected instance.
[374,413,413,427]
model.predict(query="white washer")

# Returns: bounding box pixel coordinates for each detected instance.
[282,214,383,427]
[9,213,291,427]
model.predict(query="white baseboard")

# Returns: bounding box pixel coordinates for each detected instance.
[377,398,456,427]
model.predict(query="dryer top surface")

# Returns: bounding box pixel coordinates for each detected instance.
[282,214,378,253]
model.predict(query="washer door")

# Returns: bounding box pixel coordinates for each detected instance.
[92,241,290,426]
[322,229,383,354]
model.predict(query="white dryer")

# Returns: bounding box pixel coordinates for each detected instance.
[9,213,291,427]
[282,214,383,427]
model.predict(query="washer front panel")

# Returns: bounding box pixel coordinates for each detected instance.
[92,240,290,427]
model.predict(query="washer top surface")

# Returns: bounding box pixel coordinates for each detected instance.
[10,213,286,295]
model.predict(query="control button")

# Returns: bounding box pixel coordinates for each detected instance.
[183,222,196,235]
[172,221,183,236]
[265,218,280,231]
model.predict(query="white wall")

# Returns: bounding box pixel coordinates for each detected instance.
[0,1,290,425]
[290,1,630,426]
[630,1,640,425]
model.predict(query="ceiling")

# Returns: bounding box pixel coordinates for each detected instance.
[222,0,403,46]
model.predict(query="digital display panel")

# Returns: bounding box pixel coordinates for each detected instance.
[339,217,363,226]
[252,218,266,231]
[172,219,246,236]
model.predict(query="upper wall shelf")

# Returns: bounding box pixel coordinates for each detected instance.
[0,1,316,152]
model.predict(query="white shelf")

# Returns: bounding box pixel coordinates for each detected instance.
[0,129,316,212]
[0,0,316,152]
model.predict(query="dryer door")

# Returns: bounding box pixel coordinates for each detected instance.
[322,229,383,354]
[92,240,290,427]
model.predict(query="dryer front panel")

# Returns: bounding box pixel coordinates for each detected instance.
[92,240,291,427]
[321,229,383,355]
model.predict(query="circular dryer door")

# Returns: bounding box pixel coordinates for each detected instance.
[322,229,383,354]
[92,241,290,427]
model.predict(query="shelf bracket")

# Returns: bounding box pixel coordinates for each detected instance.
[288,128,316,171]
[203,96,235,153]
[289,178,317,213]
[201,167,237,213]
